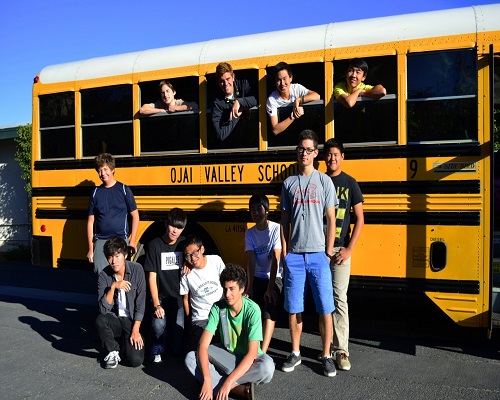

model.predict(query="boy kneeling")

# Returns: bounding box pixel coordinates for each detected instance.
[185,264,275,399]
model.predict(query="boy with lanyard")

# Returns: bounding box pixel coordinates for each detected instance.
[280,129,339,377]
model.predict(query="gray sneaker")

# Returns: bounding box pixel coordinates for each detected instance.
[103,350,121,369]
[321,356,337,377]
[282,353,301,372]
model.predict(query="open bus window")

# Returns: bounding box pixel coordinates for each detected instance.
[333,55,397,145]
[206,68,259,151]
[81,84,133,156]
[140,77,199,154]
[407,49,477,143]
[266,62,325,148]
[39,92,75,159]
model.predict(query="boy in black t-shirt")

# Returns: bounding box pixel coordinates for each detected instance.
[144,208,187,362]
[323,139,364,371]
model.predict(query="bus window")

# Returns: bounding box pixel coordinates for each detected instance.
[206,68,259,151]
[81,84,133,157]
[266,62,325,148]
[140,77,199,153]
[39,92,75,159]
[333,56,397,144]
[407,49,477,143]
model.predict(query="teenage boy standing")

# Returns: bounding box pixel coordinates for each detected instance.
[245,194,282,353]
[280,130,338,377]
[87,153,139,274]
[144,208,187,362]
[323,139,364,371]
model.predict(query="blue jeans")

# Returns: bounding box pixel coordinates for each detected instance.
[151,300,184,356]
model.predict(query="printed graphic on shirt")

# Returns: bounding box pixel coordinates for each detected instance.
[161,251,183,270]
[253,244,274,261]
[195,280,221,298]
[335,186,350,239]
[292,183,320,205]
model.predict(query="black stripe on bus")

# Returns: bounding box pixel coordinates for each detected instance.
[54,256,480,295]
[349,276,480,294]
[33,142,481,170]
[31,179,480,198]
[35,209,480,226]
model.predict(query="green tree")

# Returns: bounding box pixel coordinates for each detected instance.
[14,123,32,196]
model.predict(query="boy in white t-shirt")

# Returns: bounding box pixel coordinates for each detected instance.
[180,235,225,352]
[266,61,320,136]
[245,194,283,353]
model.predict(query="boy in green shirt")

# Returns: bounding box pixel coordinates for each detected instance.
[185,264,275,399]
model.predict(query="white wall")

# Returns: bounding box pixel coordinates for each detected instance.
[0,136,31,250]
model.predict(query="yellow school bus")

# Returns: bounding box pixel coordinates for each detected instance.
[32,4,500,329]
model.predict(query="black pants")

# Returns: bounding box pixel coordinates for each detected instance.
[95,313,145,367]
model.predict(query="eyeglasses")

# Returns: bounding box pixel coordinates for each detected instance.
[296,146,317,155]
[185,247,201,261]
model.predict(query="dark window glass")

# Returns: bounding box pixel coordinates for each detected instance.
[40,92,75,128]
[334,99,397,144]
[40,127,75,159]
[268,101,325,147]
[333,56,397,144]
[407,98,476,142]
[82,123,133,157]
[407,49,477,142]
[206,69,259,150]
[82,85,132,124]
[266,62,325,148]
[140,113,199,153]
[407,49,476,98]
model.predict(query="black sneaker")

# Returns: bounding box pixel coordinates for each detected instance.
[321,356,337,377]
[103,350,121,369]
[282,353,301,372]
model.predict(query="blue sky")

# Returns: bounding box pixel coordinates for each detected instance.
[0,0,497,127]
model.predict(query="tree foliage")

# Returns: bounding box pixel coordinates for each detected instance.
[14,123,32,196]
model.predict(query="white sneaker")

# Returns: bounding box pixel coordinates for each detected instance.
[153,354,162,363]
[151,344,164,363]
[103,350,121,369]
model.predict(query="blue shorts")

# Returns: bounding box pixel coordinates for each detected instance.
[283,252,335,315]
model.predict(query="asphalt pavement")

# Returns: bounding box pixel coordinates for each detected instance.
[0,261,499,400]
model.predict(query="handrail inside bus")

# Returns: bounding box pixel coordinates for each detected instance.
[407,94,476,102]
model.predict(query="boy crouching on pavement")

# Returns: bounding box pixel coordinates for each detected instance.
[185,263,275,399]
[95,237,146,369]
